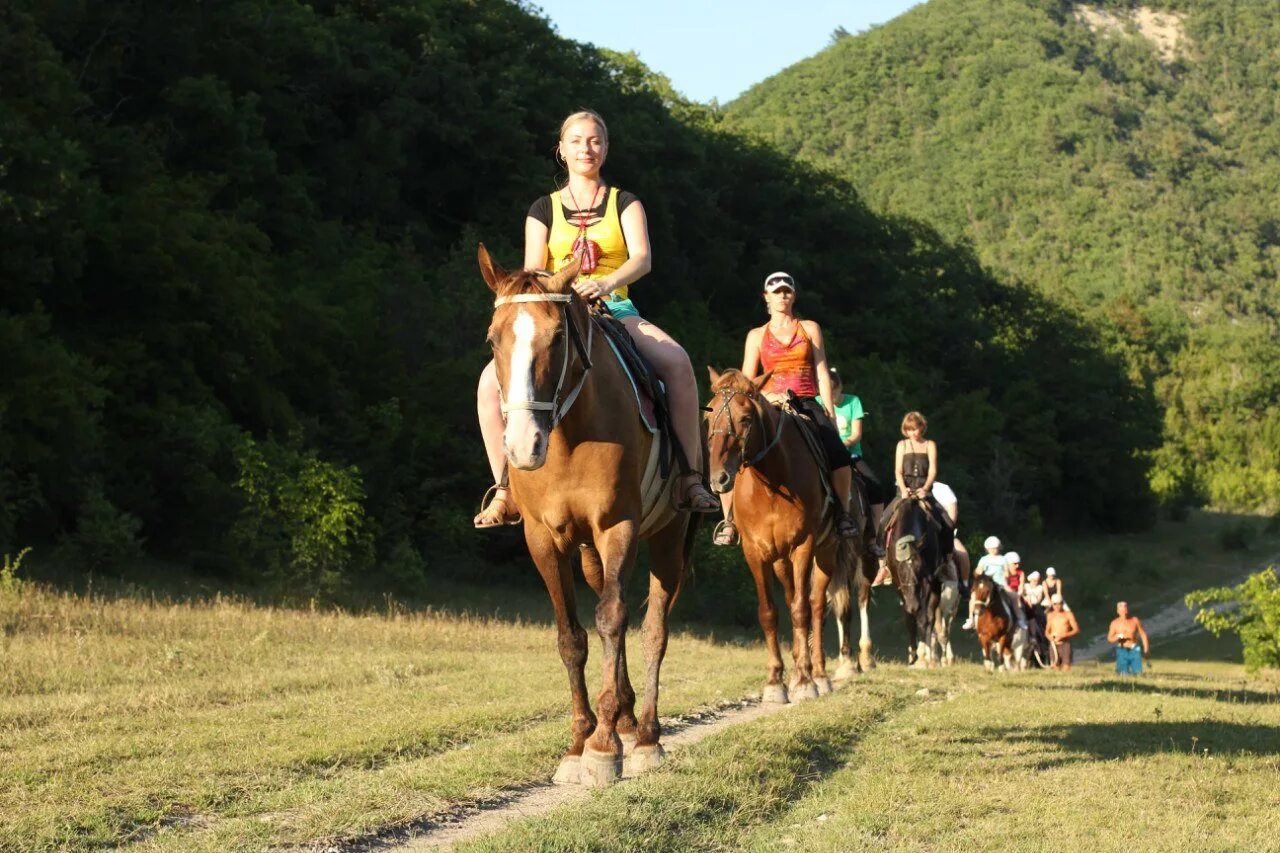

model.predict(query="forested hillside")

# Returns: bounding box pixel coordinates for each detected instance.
[0,0,1155,598]
[726,0,1280,512]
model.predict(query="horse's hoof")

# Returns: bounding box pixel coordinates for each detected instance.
[859,651,875,671]
[624,743,665,776]
[814,676,833,695]
[834,660,858,681]
[579,748,623,788]
[552,755,581,785]
[791,681,820,702]
[762,683,789,705]
[619,732,637,756]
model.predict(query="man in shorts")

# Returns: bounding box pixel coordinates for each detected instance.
[1044,594,1080,670]
[1107,601,1149,675]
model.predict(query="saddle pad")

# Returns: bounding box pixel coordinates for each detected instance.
[601,333,659,434]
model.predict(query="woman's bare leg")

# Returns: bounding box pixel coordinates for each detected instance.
[475,360,518,526]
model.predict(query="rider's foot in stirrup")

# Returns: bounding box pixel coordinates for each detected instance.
[474,485,521,528]
[872,565,892,586]
[867,540,886,558]
[712,521,739,546]
[837,513,860,539]
[677,474,721,513]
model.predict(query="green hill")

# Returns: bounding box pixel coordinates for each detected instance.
[726,0,1280,513]
[2,0,1154,600]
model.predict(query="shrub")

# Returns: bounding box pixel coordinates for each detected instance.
[233,436,373,599]
[1186,568,1280,672]
[1218,521,1254,552]
[66,483,144,571]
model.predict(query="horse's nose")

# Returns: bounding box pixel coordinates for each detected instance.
[711,469,733,493]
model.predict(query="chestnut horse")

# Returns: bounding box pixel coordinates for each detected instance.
[480,245,693,787]
[705,369,869,702]
[971,574,1027,672]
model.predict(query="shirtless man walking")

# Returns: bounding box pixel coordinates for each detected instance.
[1107,601,1150,675]
[1044,594,1080,670]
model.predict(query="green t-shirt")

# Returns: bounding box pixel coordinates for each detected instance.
[816,393,866,457]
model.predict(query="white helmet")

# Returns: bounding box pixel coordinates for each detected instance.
[1051,593,1064,604]
[1004,551,1021,564]
[1028,571,1041,580]
[1045,566,1057,577]
[983,536,1001,550]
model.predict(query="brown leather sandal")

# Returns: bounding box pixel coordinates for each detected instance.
[474,485,522,529]
[712,520,740,546]
[675,474,721,514]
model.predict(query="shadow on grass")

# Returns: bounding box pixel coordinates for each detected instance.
[985,720,1280,760]
[1019,676,1280,706]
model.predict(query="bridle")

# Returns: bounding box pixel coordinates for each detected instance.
[492,287,594,428]
[706,388,786,469]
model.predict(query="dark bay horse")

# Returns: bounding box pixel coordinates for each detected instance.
[481,245,693,786]
[704,369,868,702]
[883,497,947,666]
[971,574,1028,672]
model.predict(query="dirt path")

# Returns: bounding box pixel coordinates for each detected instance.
[331,690,813,851]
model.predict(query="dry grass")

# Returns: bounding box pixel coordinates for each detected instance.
[0,584,764,850]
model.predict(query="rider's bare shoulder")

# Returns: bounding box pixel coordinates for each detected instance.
[800,319,823,337]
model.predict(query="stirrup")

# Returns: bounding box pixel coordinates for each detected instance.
[474,484,522,529]
[712,520,739,546]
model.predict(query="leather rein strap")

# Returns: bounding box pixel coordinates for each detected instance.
[492,290,594,427]
[707,388,786,469]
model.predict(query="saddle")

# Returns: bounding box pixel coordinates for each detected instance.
[778,393,842,540]
[589,304,687,535]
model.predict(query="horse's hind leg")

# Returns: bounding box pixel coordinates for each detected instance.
[582,545,637,752]
[627,518,684,775]
[527,530,594,784]
[809,551,834,695]
[581,521,638,787]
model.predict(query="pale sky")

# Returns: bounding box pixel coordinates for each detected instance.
[528,0,924,104]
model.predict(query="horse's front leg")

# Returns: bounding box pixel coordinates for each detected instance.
[809,550,834,694]
[527,527,595,784]
[747,546,788,704]
[581,545,637,751]
[581,520,638,787]
[784,542,818,701]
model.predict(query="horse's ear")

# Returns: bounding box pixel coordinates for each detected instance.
[478,243,505,293]
[544,257,581,293]
[707,366,722,386]
[752,371,773,394]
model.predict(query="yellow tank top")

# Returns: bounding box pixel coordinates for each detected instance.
[547,186,630,300]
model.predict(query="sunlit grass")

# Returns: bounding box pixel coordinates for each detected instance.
[0,584,764,850]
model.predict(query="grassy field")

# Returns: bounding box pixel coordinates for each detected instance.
[0,584,763,850]
[2,508,1276,851]
[466,662,1280,851]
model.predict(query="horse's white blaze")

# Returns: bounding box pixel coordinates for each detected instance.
[504,309,546,468]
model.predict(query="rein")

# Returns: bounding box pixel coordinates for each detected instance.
[492,288,594,427]
[707,388,786,469]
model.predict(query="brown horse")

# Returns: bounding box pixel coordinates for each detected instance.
[971,574,1027,672]
[480,245,693,787]
[704,369,869,702]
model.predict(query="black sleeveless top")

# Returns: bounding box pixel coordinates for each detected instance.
[901,440,930,490]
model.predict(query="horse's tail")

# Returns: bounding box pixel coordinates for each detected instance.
[668,510,701,614]
[828,534,855,618]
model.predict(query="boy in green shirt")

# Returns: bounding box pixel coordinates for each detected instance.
[817,368,887,558]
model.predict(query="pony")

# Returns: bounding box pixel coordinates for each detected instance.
[970,574,1029,672]
[480,245,693,786]
[704,368,868,702]
[883,497,948,666]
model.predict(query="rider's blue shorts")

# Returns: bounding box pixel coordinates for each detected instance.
[604,296,640,321]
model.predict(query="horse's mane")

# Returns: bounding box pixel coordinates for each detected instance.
[494,268,552,300]
[709,368,758,395]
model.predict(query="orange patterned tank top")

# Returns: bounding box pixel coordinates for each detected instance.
[760,322,819,398]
